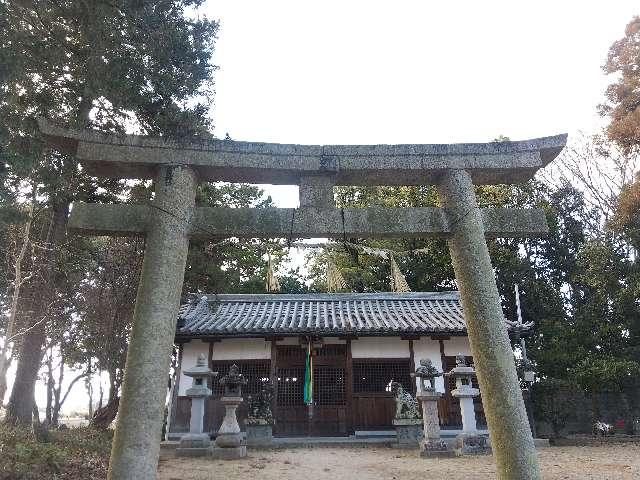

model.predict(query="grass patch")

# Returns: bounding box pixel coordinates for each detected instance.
[0,424,111,480]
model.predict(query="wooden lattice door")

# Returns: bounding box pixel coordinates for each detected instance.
[274,344,348,436]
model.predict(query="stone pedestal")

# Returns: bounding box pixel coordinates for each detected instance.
[417,391,455,458]
[176,433,213,457]
[212,396,247,459]
[454,433,492,456]
[393,418,423,447]
[245,422,273,447]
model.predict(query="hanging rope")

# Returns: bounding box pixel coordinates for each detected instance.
[265,253,281,292]
[287,240,431,258]
[326,258,348,292]
[389,253,411,292]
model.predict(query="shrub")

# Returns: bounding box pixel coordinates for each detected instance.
[532,378,584,438]
[0,424,110,480]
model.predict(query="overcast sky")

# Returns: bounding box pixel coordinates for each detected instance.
[23,1,640,414]
[204,0,638,207]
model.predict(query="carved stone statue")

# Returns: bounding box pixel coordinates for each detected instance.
[218,364,247,397]
[246,384,274,425]
[389,381,421,420]
[455,353,468,368]
[414,358,442,392]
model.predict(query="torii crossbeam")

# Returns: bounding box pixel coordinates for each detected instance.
[39,119,566,480]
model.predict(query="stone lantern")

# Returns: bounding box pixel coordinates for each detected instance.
[212,364,248,460]
[412,358,454,458]
[176,353,218,457]
[445,354,490,455]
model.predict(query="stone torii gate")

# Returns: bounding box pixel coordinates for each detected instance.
[39,119,566,480]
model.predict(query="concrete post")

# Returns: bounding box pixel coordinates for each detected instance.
[108,165,197,480]
[437,170,540,479]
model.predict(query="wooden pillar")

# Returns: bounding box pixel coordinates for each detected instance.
[345,339,354,434]
[270,339,278,427]
[408,339,416,395]
[108,165,197,480]
[438,169,540,479]
[207,341,215,379]
[438,339,446,370]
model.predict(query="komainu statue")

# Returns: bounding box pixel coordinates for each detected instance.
[389,381,421,419]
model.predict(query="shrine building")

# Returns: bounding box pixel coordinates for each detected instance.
[167,291,490,438]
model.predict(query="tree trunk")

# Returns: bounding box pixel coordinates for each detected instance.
[52,353,64,426]
[0,195,36,404]
[107,368,119,404]
[87,360,94,419]
[5,323,48,425]
[98,369,104,410]
[45,350,54,425]
[4,201,69,425]
[90,396,120,430]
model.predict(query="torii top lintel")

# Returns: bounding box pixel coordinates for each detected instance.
[38,119,567,186]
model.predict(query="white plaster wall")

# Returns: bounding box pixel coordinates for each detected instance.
[443,336,472,357]
[178,339,209,396]
[178,338,271,395]
[323,337,346,345]
[413,338,445,393]
[211,338,271,360]
[351,337,410,358]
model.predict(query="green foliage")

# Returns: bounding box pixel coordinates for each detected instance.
[0,0,220,423]
[307,175,640,395]
[532,378,584,438]
[571,356,640,393]
[306,185,454,292]
[184,183,288,295]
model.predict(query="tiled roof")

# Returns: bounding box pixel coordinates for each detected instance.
[176,292,477,337]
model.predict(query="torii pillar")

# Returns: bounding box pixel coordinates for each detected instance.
[438,170,536,474]
[38,119,565,480]
[111,165,197,478]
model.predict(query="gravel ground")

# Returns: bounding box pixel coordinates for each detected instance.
[157,444,640,480]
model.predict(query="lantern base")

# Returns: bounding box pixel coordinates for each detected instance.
[454,433,492,455]
[211,445,247,460]
[420,439,456,458]
[176,433,213,457]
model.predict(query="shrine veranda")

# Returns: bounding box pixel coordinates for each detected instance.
[39,119,567,480]
[167,292,489,438]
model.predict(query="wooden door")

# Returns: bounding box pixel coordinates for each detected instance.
[274,344,348,436]
[351,358,413,431]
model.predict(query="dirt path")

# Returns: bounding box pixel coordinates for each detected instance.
[157,444,640,480]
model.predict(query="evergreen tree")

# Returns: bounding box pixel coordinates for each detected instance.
[0,0,218,425]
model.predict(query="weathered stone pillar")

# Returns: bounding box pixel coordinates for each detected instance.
[176,354,217,457]
[437,170,540,479]
[108,165,197,480]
